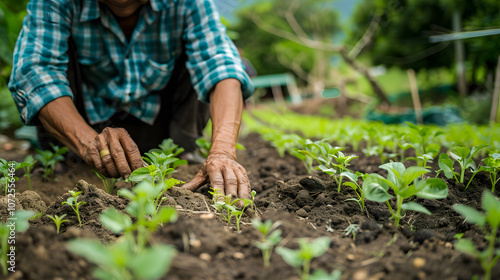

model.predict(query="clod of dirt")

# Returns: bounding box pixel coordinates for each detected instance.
[0,195,22,217]
[18,190,47,213]
[299,176,327,193]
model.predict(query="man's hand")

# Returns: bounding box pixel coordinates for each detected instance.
[82,127,143,179]
[182,152,251,199]
[38,96,143,179]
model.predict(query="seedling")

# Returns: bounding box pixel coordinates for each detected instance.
[126,152,185,185]
[344,223,361,239]
[342,171,367,213]
[0,210,35,275]
[453,191,500,280]
[196,138,246,159]
[252,219,283,267]
[68,181,178,280]
[46,214,69,234]
[363,162,448,228]
[316,151,358,192]
[149,138,185,157]
[447,145,488,184]
[62,190,87,227]
[35,143,68,181]
[276,236,330,280]
[92,170,120,194]
[405,122,443,167]
[480,153,500,192]
[21,155,37,190]
[209,188,255,231]
[0,159,27,195]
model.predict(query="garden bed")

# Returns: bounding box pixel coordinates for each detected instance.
[0,132,498,280]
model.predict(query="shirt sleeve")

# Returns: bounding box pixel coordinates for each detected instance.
[182,0,254,103]
[8,0,73,125]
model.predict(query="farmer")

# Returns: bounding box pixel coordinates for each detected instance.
[8,0,254,199]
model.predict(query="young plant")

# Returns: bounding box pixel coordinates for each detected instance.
[149,138,185,157]
[92,170,120,194]
[0,210,35,275]
[316,151,358,192]
[405,122,443,167]
[62,190,87,227]
[68,181,178,280]
[342,171,366,213]
[363,162,448,228]
[46,214,69,234]
[0,159,27,195]
[252,219,283,267]
[21,155,37,190]
[209,188,255,231]
[453,191,500,280]
[35,143,68,181]
[480,153,500,192]
[276,237,330,280]
[126,152,185,186]
[448,145,488,184]
[344,223,361,239]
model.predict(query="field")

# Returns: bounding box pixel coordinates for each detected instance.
[0,108,499,280]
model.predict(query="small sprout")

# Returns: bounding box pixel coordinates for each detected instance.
[343,171,366,213]
[22,155,37,190]
[0,159,27,195]
[46,214,70,234]
[344,224,360,239]
[35,144,68,181]
[149,138,185,157]
[92,170,120,194]
[480,153,500,192]
[253,219,282,267]
[209,188,254,231]
[62,190,87,227]
[453,191,500,280]
[448,145,489,184]
[276,237,331,280]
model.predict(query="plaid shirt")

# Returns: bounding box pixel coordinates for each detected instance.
[9,0,254,125]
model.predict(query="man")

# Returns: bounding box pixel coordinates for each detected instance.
[8,0,254,199]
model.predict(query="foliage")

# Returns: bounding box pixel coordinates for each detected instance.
[35,144,68,181]
[480,153,500,192]
[149,138,185,157]
[252,219,283,267]
[0,158,27,195]
[363,162,448,228]
[343,171,367,213]
[344,224,361,240]
[62,190,86,227]
[68,181,178,280]
[438,145,489,187]
[92,170,120,194]
[276,236,331,280]
[0,210,35,275]
[126,152,184,185]
[453,191,500,280]
[46,214,69,234]
[21,155,36,190]
[210,188,256,231]
[405,122,442,168]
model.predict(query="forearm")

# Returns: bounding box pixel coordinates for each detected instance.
[209,78,243,160]
[38,96,97,157]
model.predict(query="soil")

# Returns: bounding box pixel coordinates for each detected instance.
[0,132,499,280]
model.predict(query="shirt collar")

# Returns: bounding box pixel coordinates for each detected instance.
[79,0,177,23]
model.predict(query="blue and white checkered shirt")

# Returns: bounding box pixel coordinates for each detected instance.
[9,0,254,125]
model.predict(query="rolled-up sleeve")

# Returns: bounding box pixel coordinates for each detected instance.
[8,0,73,125]
[183,0,254,103]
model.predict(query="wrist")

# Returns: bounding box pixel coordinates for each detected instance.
[209,141,237,160]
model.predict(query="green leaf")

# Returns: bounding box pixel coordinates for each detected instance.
[482,191,500,229]
[309,236,330,257]
[438,153,455,179]
[117,189,136,200]
[13,210,36,231]
[453,204,486,227]
[363,174,393,202]
[67,239,113,267]
[415,178,448,199]
[455,146,470,159]
[455,239,480,257]
[343,182,358,190]
[401,166,429,189]
[276,247,302,268]
[401,202,431,215]
[130,244,176,279]
[99,207,132,234]
[341,171,358,183]
[318,165,336,176]
[310,269,342,280]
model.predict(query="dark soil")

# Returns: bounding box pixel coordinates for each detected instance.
[0,132,499,280]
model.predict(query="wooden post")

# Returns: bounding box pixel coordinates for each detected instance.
[453,10,468,96]
[407,69,423,124]
[490,55,500,125]
[271,85,285,104]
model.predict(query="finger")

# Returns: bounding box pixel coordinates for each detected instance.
[235,166,251,200]
[90,145,110,177]
[96,134,120,178]
[104,128,132,178]
[223,168,238,199]
[117,129,143,171]
[207,165,225,199]
[182,169,208,191]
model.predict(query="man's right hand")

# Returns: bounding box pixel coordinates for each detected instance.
[84,127,143,179]
[38,96,143,179]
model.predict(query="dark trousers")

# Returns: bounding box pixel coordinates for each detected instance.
[38,40,210,155]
